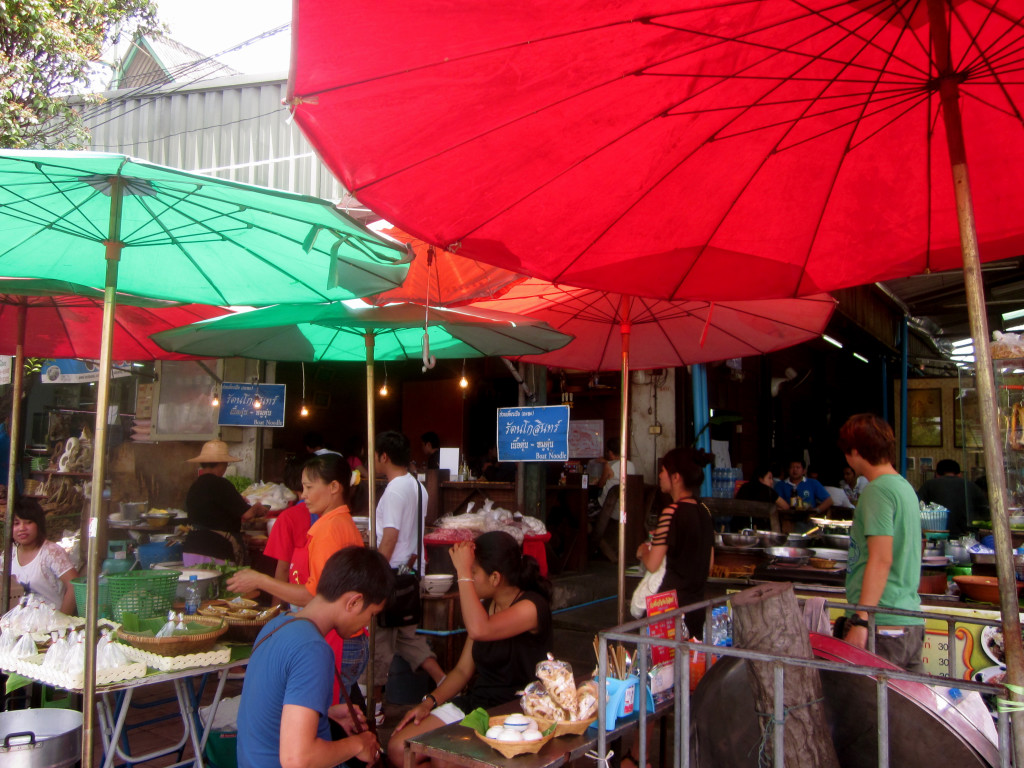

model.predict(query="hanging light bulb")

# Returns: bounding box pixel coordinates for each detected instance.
[253,394,262,410]
[299,362,309,416]
[300,403,309,417]
[211,390,220,407]
[459,359,468,389]
[379,361,389,396]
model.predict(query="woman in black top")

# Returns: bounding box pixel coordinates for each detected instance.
[388,531,553,766]
[182,441,265,564]
[637,447,715,640]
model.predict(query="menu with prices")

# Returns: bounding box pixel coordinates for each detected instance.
[646,590,679,665]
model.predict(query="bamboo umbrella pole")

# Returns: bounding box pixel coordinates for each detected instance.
[617,296,632,625]
[927,0,1024,755]
[365,331,377,718]
[82,176,125,768]
[2,303,26,612]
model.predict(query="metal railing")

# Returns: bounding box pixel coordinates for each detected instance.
[595,591,1011,768]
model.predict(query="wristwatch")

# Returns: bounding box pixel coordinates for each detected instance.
[847,614,871,629]
[422,693,438,707]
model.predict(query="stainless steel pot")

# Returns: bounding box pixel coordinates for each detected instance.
[119,501,148,521]
[0,709,82,768]
[764,546,814,565]
[823,534,851,549]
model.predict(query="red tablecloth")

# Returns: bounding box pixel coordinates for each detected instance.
[424,530,551,576]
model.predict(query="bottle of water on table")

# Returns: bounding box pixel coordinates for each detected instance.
[184,574,202,615]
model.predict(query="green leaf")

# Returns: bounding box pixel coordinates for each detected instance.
[459,708,492,736]
[541,721,557,736]
[5,674,32,694]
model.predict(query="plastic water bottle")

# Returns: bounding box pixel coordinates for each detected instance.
[184,575,202,615]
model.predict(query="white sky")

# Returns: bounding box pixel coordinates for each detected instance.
[110,0,291,76]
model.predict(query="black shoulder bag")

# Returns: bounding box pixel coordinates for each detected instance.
[378,479,424,627]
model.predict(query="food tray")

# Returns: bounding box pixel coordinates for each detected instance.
[116,615,227,657]
[8,653,147,689]
[531,715,597,737]
[474,716,554,758]
[118,642,232,671]
[710,563,756,579]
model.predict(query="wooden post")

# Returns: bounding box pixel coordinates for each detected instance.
[732,583,840,768]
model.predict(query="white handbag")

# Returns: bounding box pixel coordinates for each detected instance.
[629,558,667,619]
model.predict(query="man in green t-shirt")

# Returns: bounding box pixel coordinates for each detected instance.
[838,414,924,672]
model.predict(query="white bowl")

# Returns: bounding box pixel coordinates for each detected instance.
[422,574,454,595]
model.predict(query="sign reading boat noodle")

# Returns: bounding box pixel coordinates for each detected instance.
[218,383,286,427]
[497,405,570,462]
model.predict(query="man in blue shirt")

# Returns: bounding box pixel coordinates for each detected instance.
[775,459,833,515]
[238,547,394,768]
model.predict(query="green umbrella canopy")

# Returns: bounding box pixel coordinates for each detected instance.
[0,151,411,305]
[151,300,573,361]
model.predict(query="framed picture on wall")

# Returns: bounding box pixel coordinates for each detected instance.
[954,387,983,448]
[908,388,943,447]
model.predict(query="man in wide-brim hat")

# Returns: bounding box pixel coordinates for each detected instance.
[183,440,266,565]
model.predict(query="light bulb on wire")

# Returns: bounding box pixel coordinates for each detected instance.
[459,359,468,389]
[379,362,389,397]
[253,395,262,410]
[300,362,309,416]
[211,393,219,407]
[300,403,309,417]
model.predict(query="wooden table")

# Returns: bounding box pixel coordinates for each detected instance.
[404,699,672,768]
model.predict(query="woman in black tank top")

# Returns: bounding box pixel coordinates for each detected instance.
[387,531,553,767]
[638,447,715,641]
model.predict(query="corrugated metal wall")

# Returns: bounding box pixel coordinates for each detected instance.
[80,75,368,217]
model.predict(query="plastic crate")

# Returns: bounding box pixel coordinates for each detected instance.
[72,576,111,619]
[106,570,180,622]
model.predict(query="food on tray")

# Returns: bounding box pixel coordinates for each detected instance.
[575,680,599,721]
[520,680,569,721]
[536,653,579,715]
[484,714,543,742]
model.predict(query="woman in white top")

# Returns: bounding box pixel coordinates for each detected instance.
[3,498,78,614]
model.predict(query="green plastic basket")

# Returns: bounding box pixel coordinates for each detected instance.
[106,570,181,622]
[72,576,111,619]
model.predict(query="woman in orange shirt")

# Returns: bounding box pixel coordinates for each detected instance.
[228,454,366,693]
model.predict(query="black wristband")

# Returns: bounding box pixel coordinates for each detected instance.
[847,614,870,629]
[423,693,438,707]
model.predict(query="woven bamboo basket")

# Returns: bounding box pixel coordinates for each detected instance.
[474,716,554,758]
[116,615,227,657]
[220,605,282,643]
[529,715,597,737]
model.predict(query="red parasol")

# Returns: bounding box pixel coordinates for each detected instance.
[0,295,223,360]
[289,0,1024,301]
[473,281,836,370]
[366,225,523,307]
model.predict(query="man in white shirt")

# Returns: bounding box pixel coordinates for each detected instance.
[591,438,638,562]
[371,431,445,723]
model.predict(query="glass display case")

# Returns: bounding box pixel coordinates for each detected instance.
[992,358,1024,512]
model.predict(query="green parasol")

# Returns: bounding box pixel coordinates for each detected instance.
[152,299,572,717]
[0,150,411,768]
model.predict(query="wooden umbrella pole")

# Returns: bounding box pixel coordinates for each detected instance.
[617,295,632,625]
[927,0,1024,757]
[1,303,26,612]
[365,331,377,719]
[82,175,125,768]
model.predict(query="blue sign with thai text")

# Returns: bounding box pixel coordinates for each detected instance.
[497,405,570,462]
[218,383,286,427]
